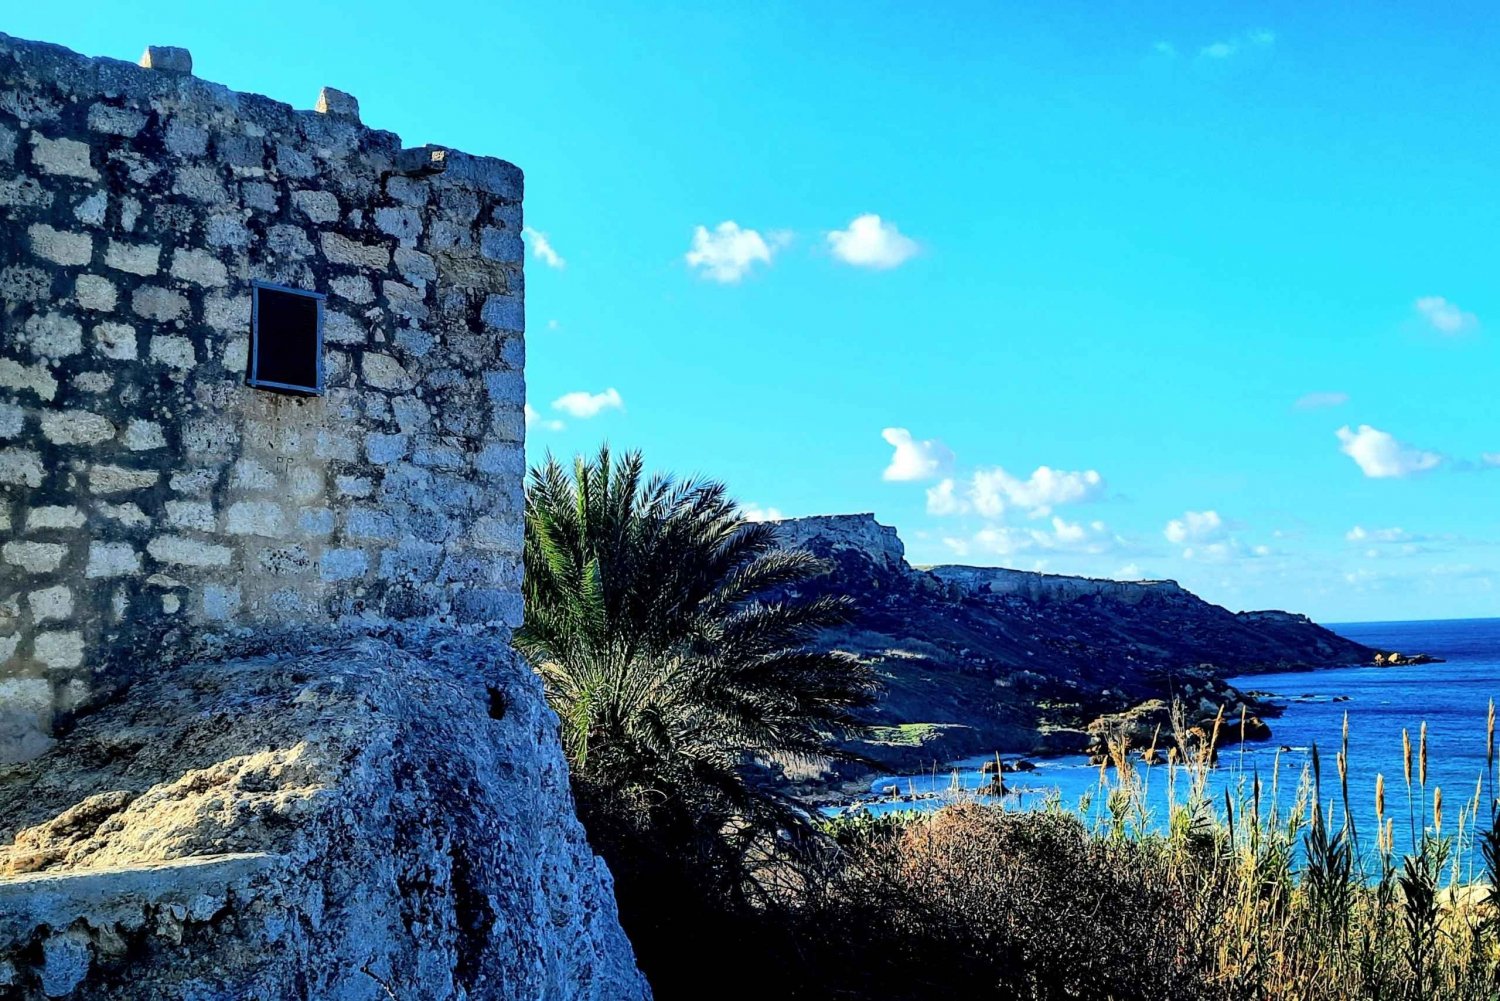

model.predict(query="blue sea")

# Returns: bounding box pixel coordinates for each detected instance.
[836,618,1500,868]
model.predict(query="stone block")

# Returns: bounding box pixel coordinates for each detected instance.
[85,542,141,579]
[93,322,139,360]
[225,500,286,537]
[133,286,188,322]
[139,45,193,73]
[165,120,209,157]
[123,419,166,451]
[292,189,340,224]
[28,224,92,267]
[362,353,411,391]
[150,335,196,370]
[28,585,74,622]
[105,240,160,276]
[322,232,391,269]
[0,404,22,438]
[41,410,115,446]
[87,104,147,137]
[316,87,361,120]
[29,134,97,179]
[74,275,117,311]
[3,541,67,573]
[481,294,525,332]
[365,433,409,464]
[0,448,44,488]
[320,548,368,581]
[166,500,215,531]
[147,536,232,568]
[89,465,160,493]
[0,359,59,401]
[33,631,84,669]
[170,248,229,286]
[26,506,86,530]
[73,190,108,226]
[20,313,83,358]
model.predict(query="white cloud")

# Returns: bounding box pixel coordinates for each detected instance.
[1115,563,1144,580]
[685,221,780,282]
[1336,424,1443,478]
[927,464,1106,518]
[1415,296,1478,335]
[740,503,785,523]
[1294,391,1349,411]
[965,466,1104,518]
[827,214,919,270]
[1164,510,1225,545]
[522,227,565,269]
[525,403,565,432]
[958,517,1118,557]
[1346,525,1411,543]
[1153,41,1176,57]
[925,478,967,515]
[1182,540,1271,563]
[882,428,953,482]
[1199,29,1275,59]
[1163,510,1276,561]
[1485,453,1500,467]
[552,387,624,419]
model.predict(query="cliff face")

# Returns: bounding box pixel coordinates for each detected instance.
[0,632,651,1001]
[771,514,1374,780]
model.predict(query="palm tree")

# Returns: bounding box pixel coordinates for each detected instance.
[517,445,876,820]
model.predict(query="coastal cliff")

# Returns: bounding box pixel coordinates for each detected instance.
[769,514,1375,785]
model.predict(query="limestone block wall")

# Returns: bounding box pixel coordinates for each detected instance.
[0,33,526,762]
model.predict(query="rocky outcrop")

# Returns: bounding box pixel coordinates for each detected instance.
[770,514,1371,788]
[0,631,651,1000]
[1085,695,1274,764]
[1374,651,1443,667]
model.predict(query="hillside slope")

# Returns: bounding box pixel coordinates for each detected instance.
[771,515,1375,785]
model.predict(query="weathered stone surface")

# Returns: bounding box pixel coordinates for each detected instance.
[28,224,93,267]
[314,86,360,120]
[88,465,159,493]
[0,449,44,487]
[40,410,114,446]
[19,313,83,358]
[29,134,96,179]
[320,231,389,269]
[27,585,73,622]
[103,241,159,276]
[0,29,527,768]
[0,635,650,1000]
[85,542,141,579]
[146,536,232,568]
[138,45,192,73]
[2,541,66,573]
[25,506,85,530]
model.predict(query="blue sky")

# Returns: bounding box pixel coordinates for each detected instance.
[13,2,1498,622]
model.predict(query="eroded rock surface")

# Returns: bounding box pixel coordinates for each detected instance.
[0,631,650,1000]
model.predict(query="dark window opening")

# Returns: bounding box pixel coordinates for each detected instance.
[248,281,325,395]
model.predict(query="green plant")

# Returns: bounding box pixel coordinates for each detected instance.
[518,445,876,802]
[517,446,880,998]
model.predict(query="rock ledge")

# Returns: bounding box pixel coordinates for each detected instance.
[0,631,650,1000]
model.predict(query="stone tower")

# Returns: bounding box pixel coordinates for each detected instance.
[0,33,527,762]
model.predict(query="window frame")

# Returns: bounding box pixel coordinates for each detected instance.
[247,279,327,396]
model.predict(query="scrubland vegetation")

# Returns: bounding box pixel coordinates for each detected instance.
[523,450,1500,999]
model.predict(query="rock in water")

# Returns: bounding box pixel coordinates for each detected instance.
[0,631,651,1000]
